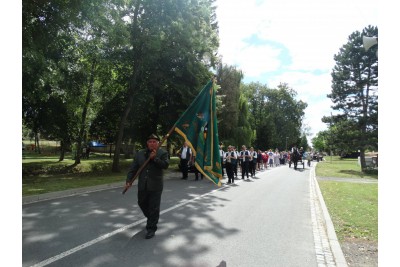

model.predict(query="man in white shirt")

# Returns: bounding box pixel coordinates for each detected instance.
[219,145,225,177]
[179,142,191,180]
[225,146,237,183]
[240,145,250,179]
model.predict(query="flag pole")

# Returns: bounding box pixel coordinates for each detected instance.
[122,126,176,194]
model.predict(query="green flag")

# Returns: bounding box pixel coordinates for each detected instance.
[174,80,222,186]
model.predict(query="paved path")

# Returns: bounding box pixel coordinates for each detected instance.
[317,177,378,184]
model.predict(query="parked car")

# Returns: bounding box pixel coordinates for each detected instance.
[312,152,323,162]
[340,151,360,158]
[88,141,106,147]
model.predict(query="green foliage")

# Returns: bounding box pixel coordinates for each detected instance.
[23,0,313,168]
[322,25,378,169]
[234,93,253,147]
[299,134,309,151]
[240,82,307,150]
[215,63,243,143]
[312,131,328,152]
[23,0,220,166]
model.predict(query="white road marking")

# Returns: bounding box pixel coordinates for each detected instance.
[30,183,229,267]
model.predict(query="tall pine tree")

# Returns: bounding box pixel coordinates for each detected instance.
[324,25,378,171]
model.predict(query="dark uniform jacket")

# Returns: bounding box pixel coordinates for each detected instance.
[126,148,169,191]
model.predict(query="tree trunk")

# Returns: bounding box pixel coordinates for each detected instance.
[75,60,96,165]
[112,0,142,172]
[35,132,41,154]
[59,140,65,161]
[112,69,141,172]
[360,63,371,173]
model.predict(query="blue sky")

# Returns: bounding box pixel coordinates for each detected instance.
[214,0,378,143]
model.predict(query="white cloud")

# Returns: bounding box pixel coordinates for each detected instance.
[215,0,378,141]
[235,44,282,77]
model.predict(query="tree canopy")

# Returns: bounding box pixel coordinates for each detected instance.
[322,25,378,171]
[23,0,316,170]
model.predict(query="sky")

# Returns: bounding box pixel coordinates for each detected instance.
[214,0,378,144]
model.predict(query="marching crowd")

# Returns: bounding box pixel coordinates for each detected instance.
[178,143,312,184]
[219,145,296,184]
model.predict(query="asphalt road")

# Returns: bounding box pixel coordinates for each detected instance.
[22,163,344,267]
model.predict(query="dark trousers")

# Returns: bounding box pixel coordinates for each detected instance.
[180,158,189,178]
[232,161,238,177]
[241,161,249,178]
[138,190,163,232]
[194,167,203,180]
[250,161,256,177]
[226,162,234,183]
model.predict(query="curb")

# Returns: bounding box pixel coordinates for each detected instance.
[312,163,348,267]
[22,182,125,204]
[22,171,182,205]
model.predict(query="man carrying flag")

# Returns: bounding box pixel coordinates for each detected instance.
[125,134,169,239]
[123,79,222,238]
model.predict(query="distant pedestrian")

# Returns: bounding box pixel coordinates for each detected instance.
[240,145,250,179]
[178,142,192,180]
[232,146,238,178]
[268,150,274,167]
[249,147,257,177]
[219,145,225,178]
[225,146,236,184]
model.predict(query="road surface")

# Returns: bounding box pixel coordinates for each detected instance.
[22,163,346,267]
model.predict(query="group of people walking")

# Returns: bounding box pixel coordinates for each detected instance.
[176,143,298,184]
[219,145,293,184]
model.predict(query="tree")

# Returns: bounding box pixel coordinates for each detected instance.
[215,63,243,144]
[311,131,328,152]
[22,0,82,154]
[323,25,378,171]
[299,134,309,152]
[234,93,253,148]
[111,0,220,171]
[22,0,129,161]
[242,82,307,150]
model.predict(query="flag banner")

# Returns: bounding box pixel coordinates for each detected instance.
[174,80,222,186]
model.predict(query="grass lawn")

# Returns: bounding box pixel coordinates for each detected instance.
[316,156,378,179]
[22,151,181,196]
[316,156,378,242]
[318,181,378,242]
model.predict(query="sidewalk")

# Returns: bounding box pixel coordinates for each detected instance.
[317,177,378,184]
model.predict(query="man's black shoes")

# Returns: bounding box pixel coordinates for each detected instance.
[145,231,155,239]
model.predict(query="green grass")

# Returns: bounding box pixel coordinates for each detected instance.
[316,156,378,242]
[316,156,378,179]
[319,181,378,242]
[22,150,181,196]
